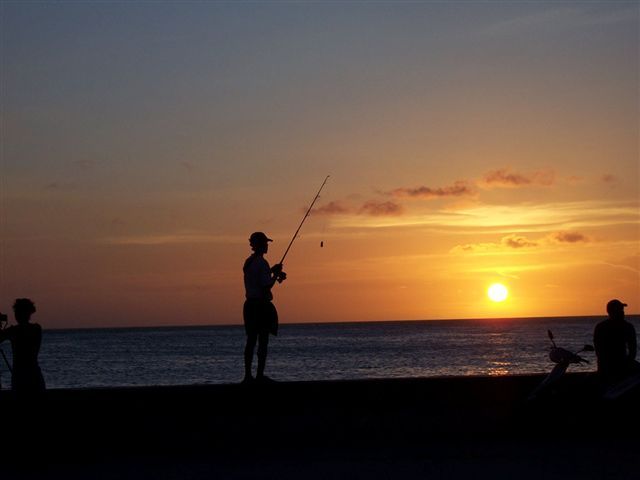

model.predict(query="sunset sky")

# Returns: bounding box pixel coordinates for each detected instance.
[2,2,638,328]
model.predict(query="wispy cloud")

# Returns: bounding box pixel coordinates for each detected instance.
[566,175,584,186]
[180,161,195,171]
[502,234,538,249]
[333,200,639,231]
[72,160,94,169]
[480,168,555,189]
[601,173,616,184]
[451,234,539,253]
[101,233,240,246]
[451,230,591,254]
[386,168,555,204]
[358,200,404,216]
[389,180,475,199]
[311,199,404,217]
[600,261,640,275]
[44,181,76,191]
[312,201,351,216]
[548,231,589,243]
[481,6,637,37]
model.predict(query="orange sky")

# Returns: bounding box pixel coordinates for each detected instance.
[2,3,638,328]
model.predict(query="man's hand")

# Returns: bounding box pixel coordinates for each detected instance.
[271,263,283,274]
[276,271,287,283]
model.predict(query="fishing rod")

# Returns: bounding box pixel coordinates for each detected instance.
[278,175,330,266]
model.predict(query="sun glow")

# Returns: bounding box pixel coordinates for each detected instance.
[488,283,508,302]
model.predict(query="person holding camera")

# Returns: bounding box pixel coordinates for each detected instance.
[0,298,45,393]
[242,232,286,384]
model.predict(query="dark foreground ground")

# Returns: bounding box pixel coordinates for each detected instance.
[2,374,639,479]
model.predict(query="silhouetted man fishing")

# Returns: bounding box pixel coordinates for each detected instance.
[593,299,638,384]
[240,177,328,383]
[0,298,45,393]
[242,232,286,384]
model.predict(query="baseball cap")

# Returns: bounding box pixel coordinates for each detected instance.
[606,299,627,314]
[249,232,273,245]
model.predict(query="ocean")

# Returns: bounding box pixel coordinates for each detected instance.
[8,316,637,390]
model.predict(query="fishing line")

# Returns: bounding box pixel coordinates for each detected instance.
[278,175,330,265]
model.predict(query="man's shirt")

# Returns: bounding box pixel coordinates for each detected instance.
[594,319,637,375]
[243,255,273,301]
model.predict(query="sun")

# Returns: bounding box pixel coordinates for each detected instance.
[488,283,508,302]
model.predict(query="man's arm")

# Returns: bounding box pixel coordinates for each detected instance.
[593,323,603,358]
[258,260,280,290]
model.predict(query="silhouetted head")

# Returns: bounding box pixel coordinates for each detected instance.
[249,232,272,254]
[606,299,627,321]
[13,298,36,325]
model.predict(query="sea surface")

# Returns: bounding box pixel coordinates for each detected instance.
[6,316,638,389]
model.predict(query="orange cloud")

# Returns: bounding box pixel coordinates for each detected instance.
[389,180,475,199]
[449,243,494,253]
[358,200,404,216]
[501,234,538,248]
[450,234,538,253]
[311,199,404,216]
[44,181,76,191]
[450,230,590,253]
[312,201,351,216]
[180,161,195,171]
[601,173,616,183]
[548,231,589,243]
[480,168,555,188]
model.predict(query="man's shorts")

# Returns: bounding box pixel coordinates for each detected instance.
[243,299,278,336]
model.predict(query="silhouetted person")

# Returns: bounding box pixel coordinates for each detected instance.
[0,298,45,393]
[593,299,638,384]
[242,232,286,384]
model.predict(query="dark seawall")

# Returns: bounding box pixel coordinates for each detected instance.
[2,374,639,479]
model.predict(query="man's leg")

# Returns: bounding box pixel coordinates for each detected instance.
[244,332,258,381]
[256,331,270,379]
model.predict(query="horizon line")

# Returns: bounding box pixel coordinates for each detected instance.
[42,313,634,332]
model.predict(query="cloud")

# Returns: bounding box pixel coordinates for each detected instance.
[386,168,555,203]
[389,180,475,199]
[565,175,584,185]
[449,242,497,254]
[547,231,589,243]
[101,233,240,245]
[450,234,538,253]
[44,181,75,191]
[480,168,555,188]
[481,6,636,37]
[311,199,404,217]
[358,200,404,216]
[312,201,351,216]
[601,174,616,183]
[72,160,94,169]
[451,230,591,254]
[331,200,640,231]
[180,161,195,171]
[501,234,538,249]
